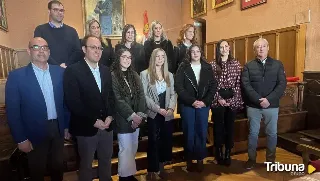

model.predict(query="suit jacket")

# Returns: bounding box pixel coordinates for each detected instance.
[5,63,69,145]
[64,60,115,136]
[140,70,176,121]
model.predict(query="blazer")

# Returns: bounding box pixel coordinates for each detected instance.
[111,71,147,134]
[63,59,115,136]
[5,63,69,145]
[140,70,177,121]
[175,60,217,107]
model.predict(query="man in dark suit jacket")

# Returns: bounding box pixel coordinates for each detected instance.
[64,35,115,181]
[5,37,70,181]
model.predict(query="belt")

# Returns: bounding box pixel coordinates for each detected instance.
[48,119,57,122]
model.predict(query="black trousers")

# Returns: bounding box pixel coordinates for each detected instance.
[147,114,173,172]
[211,106,236,149]
[27,120,64,181]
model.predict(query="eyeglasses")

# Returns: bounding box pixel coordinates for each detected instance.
[51,8,65,13]
[86,45,103,51]
[120,55,132,60]
[29,45,50,51]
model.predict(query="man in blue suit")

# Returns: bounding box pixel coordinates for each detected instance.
[5,37,70,181]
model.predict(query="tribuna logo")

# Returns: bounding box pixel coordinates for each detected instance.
[265,162,305,173]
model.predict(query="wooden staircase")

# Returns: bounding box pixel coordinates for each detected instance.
[278,129,320,156]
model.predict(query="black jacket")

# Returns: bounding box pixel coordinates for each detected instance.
[175,60,217,107]
[241,57,287,108]
[80,38,114,67]
[173,43,188,74]
[64,60,115,136]
[144,39,174,73]
[115,43,146,75]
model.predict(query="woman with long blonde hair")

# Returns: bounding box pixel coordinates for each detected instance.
[82,19,114,67]
[140,48,176,180]
[144,21,174,73]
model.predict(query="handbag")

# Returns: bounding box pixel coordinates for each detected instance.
[218,64,234,99]
[218,88,234,99]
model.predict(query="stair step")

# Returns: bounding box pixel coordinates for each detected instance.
[278,132,320,155]
[91,144,213,177]
[298,129,320,141]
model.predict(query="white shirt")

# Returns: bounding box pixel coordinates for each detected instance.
[156,79,167,95]
[191,63,201,84]
[85,60,101,92]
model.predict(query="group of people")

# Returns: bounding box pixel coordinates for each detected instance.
[4,1,287,181]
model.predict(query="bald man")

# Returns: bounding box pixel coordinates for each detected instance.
[5,37,70,181]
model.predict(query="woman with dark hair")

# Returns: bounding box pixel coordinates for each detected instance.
[144,20,174,73]
[111,48,147,181]
[175,44,217,172]
[81,19,114,67]
[174,24,197,74]
[140,48,176,180]
[211,40,243,166]
[115,24,146,74]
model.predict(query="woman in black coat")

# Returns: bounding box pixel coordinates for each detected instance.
[115,24,146,75]
[175,44,217,172]
[144,20,174,73]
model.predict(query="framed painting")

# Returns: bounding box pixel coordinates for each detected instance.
[82,0,125,39]
[213,0,234,9]
[241,0,267,10]
[191,0,207,18]
[0,0,8,32]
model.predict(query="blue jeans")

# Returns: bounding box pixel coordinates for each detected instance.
[247,106,279,162]
[180,105,210,161]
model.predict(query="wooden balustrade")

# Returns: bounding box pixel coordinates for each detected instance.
[0,45,17,79]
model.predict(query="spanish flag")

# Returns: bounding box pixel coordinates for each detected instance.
[143,10,149,43]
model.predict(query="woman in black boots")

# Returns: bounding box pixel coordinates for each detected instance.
[211,40,243,166]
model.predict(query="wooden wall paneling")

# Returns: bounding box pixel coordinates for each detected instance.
[263,33,276,59]
[276,33,280,60]
[247,36,260,61]
[279,30,296,77]
[235,38,246,66]
[227,40,234,58]
[296,24,306,80]
[206,43,215,61]
[205,25,306,78]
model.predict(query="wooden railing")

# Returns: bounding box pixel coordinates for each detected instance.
[0,45,17,79]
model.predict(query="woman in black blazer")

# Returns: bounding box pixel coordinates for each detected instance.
[80,19,114,67]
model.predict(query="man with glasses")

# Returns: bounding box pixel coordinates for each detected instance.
[64,35,115,181]
[5,37,70,181]
[34,0,81,68]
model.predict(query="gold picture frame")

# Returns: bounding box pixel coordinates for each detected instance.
[0,0,8,32]
[213,0,234,9]
[82,0,125,39]
[191,0,207,18]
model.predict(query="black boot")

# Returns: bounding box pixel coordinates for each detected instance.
[215,146,224,165]
[224,148,231,166]
[187,160,195,172]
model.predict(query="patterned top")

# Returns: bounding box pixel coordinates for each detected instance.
[211,59,243,111]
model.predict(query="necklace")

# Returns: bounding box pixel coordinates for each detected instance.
[154,40,161,44]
